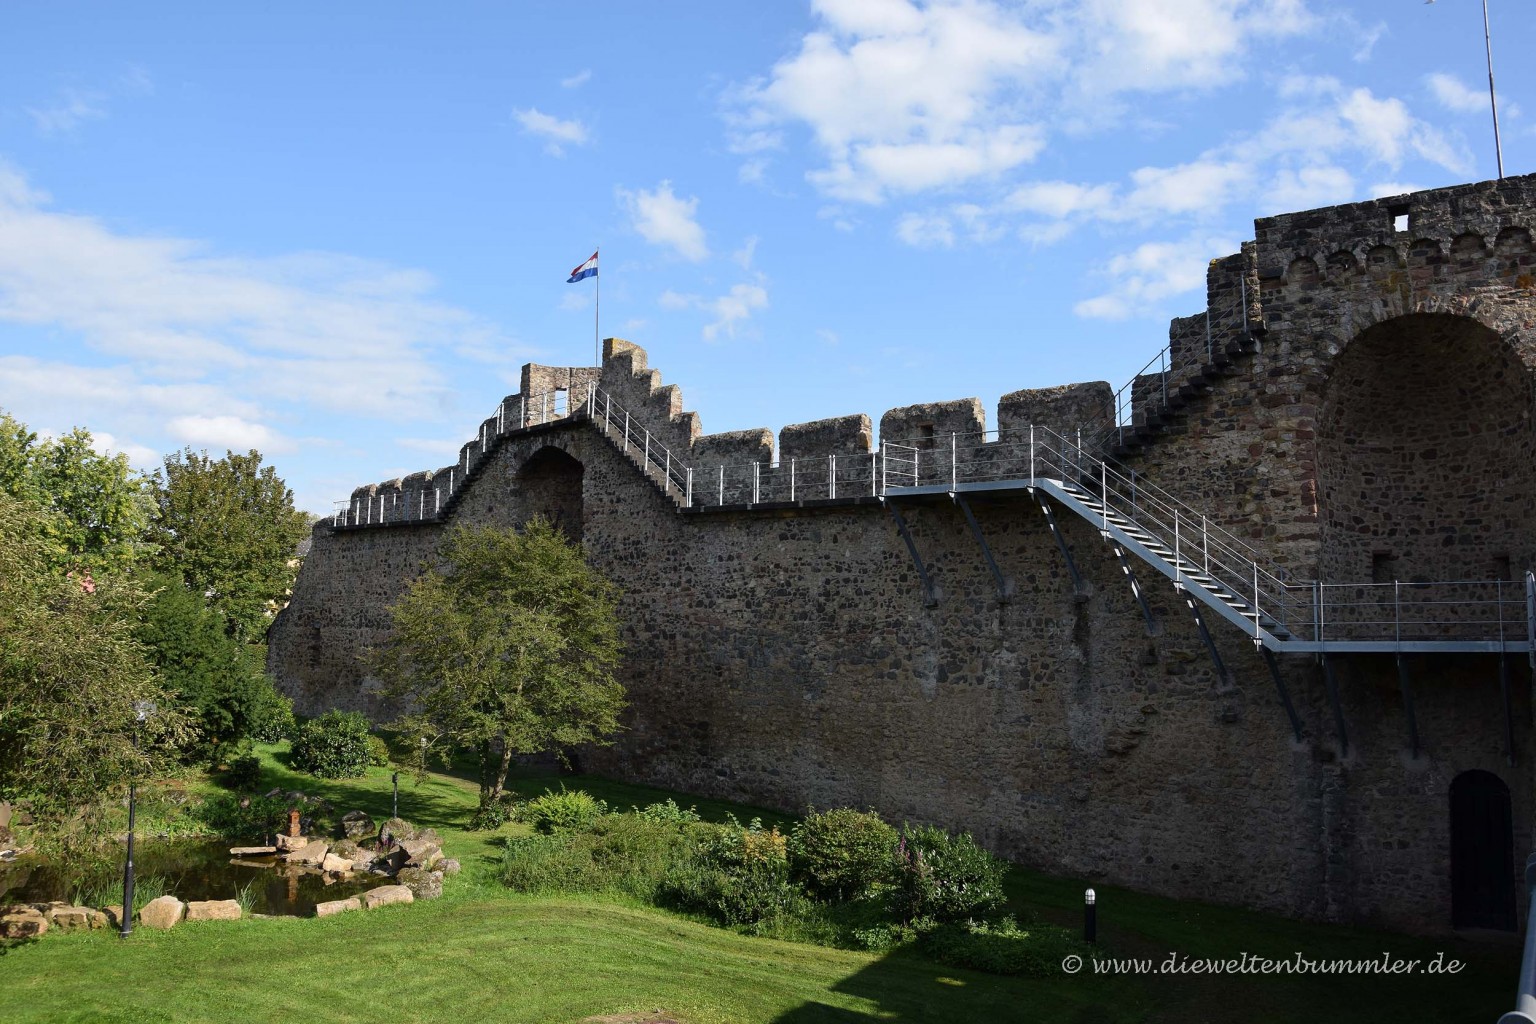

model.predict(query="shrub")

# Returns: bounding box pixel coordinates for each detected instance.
[918,918,1088,977]
[890,824,1006,924]
[789,808,897,901]
[500,814,695,900]
[365,734,391,767]
[467,797,511,832]
[289,710,372,779]
[195,794,287,839]
[524,787,607,834]
[661,816,805,927]
[632,799,701,824]
[247,686,295,743]
[224,753,262,791]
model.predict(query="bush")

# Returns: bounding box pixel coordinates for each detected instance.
[195,794,287,839]
[247,686,295,743]
[365,734,391,767]
[661,816,805,927]
[289,710,372,779]
[918,918,1088,977]
[789,808,897,901]
[524,787,607,833]
[890,824,1006,924]
[224,753,262,791]
[500,813,695,900]
[632,799,701,824]
[468,795,513,831]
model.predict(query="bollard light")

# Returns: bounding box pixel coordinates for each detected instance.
[1084,887,1097,944]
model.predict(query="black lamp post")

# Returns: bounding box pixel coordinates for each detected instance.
[119,700,155,938]
[391,770,399,820]
[1084,887,1097,944]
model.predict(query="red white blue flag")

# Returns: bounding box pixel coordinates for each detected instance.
[567,251,598,283]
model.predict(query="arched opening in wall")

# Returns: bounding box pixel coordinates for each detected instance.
[517,446,584,544]
[1317,313,1536,587]
[1450,769,1515,931]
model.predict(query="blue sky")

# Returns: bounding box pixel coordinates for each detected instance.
[1,1,1531,514]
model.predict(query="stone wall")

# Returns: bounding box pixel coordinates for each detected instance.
[270,172,1536,935]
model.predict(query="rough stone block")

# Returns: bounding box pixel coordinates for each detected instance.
[361,885,413,910]
[283,839,329,866]
[0,906,47,939]
[396,866,443,900]
[138,896,185,930]
[398,839,441,869]
[274,833,310,852]
[321,853,353,873]
[229,846,276,856]
[184,899,242,922]
[315,897,361,918]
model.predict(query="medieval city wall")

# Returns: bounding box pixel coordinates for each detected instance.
[270,173,1536,934]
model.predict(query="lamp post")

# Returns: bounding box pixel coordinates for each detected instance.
[1084,888,1097,944]
[119,700,155,938]
[391,770,399,820]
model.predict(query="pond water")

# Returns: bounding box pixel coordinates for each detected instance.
[0,840,379,917]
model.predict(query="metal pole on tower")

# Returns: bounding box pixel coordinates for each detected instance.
[595,246,601,368]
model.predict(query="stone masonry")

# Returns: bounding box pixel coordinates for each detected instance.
[269,173,1536,935]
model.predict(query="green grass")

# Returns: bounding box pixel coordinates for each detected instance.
[0,743,1519,1024]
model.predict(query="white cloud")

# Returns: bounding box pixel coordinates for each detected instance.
[1368,181,1423,200]
[619,181,709,261]
[894,212,954,248]
[733,236,759,270]
[168,414,292,454]
[1426,72,1484,115]
[560,69,592,89]
[397,436,467,458]
[1004,181,1115,219]
[90,430,161,472]
[1352,22,1385,63]
[1075,233,1237,320]
[513,107,590,156]
[1125,159,1253,217]
[702,282,769,342]
[27,89,108,136]
[1263,165,1355,212]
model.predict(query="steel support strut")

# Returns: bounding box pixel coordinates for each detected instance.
[1395,654,1419,760]
[1183,593,1228,684]
[886,500,938,608]
[1261,646,1303,742]
[1110,542,1157,635]
[1033,490,1086,598]
[953,494,1009,603]
[1503,653,1517,767]
[1321,654,1348,756]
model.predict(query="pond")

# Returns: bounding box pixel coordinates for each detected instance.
[0,840,379,918]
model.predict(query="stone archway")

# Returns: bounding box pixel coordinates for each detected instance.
[1450,769,1516,931]
[517,446,584,543]
[1316,313,1536,585]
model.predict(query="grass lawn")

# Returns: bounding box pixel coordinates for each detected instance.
[0,744,1519,1024]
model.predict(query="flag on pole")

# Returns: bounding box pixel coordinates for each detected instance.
[568,252,598,283]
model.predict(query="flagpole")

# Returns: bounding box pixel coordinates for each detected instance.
[1482,0,1504,179]
[595,246,600,368]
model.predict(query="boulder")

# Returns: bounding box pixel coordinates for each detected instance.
[138,896,185,930]
[185,899,242,922]
[377,817,418,842]
[0,906,47,939]
[102,905,125,930]
[315,897,360,917]
[340,810,375,840]
[275,833,310,852]
[0,800,11,829]
[283,839,330,866]
[438,858,461,876]
[360,884,413,910]
[320,853,353,873]
[45,905,101,932]
[229,846,276,856]
[399,839,442,869]
[396,867,443,900]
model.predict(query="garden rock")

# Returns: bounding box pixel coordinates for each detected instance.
[315,897,360,917]
[341,810,375,839]
[102,905,124,930]
[185,900,242,922]
[321,853,353,873]
[230,846,276,856]
[0,905,47,939]
[44,905,102,931]
[284,839,329,866]
[0,801,11,829]
[399,839,441,869]
[275,833,310,852]
[396,867,442,900]
[361,884,413,909]
[438,858,461,875]
[139,896,186,930]
[377,817,418,842]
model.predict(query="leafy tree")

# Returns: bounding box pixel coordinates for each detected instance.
[0,410,154,574]
[372,518,626,808]
[150,448,311,641]
[0,492,188,820]
[135,571,294,763]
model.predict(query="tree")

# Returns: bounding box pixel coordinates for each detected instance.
[135,571,294,763]
[0,410,154,574]
[150,448,311,641]
[371,518,626,807]
[0,493,188,821]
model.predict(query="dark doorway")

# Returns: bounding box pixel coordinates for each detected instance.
[1450,769,1516,930]
[517,446,584,544]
